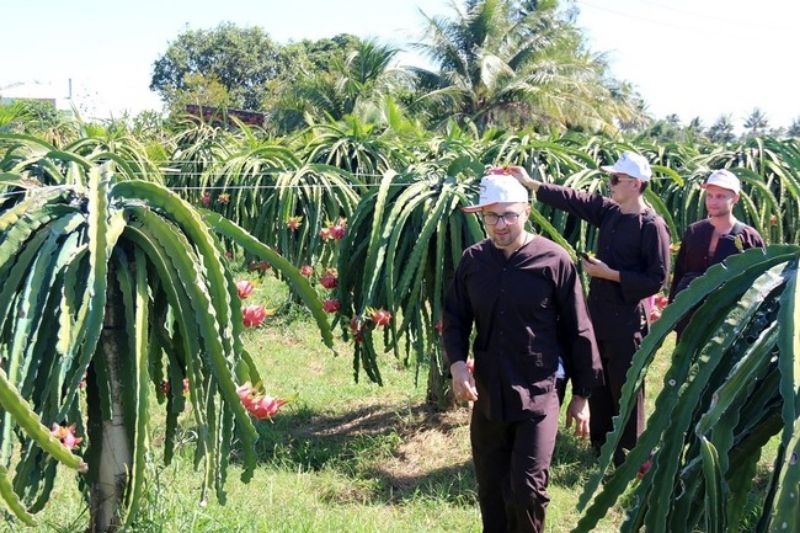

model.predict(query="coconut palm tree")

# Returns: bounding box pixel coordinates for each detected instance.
[408,0,642,133]
[686,116,705,141]
[270,39,406,132]
[707,115,736,144]
[743,107,770,138]
[787,117,800,138]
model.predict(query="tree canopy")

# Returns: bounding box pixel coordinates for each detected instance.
[407,0,644,133]
[150,23,286,111]
[147,2,793,138]
[266,37,402,133]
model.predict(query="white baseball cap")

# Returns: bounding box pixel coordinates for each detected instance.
[600,151,652,182]
[462,175,529,213]
[701,169,741,195]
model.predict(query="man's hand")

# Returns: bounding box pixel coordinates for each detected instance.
[581,256,620,282]
[451,361,478,402]
[492,165,540,192]
[566,395,590,439]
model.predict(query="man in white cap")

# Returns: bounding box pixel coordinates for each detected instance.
[506,152,671,467]
[443,173,603,532]
[668,169,764,337]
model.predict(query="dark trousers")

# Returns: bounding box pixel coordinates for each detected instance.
[589,336,645,466]
[556,378,567,406]
[470,393,559,533]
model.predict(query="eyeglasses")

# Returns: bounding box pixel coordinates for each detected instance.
[609,174,634,186]
[482,212,523,225]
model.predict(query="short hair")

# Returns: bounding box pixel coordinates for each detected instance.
[639,181,648,194]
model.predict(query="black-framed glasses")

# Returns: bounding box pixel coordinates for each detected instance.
[609,174,633,186]
[482,212,522,225]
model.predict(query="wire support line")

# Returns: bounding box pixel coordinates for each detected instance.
[0,174,684,200]
[160,183,419,190]
[0,181,427,199]
[0,167,389,178]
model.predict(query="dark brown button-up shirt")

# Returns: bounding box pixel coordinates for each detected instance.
[535,183,672,340]
[443,236,602,421]
[668,218,765,300]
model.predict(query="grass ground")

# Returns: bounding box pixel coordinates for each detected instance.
[0,274,701,532]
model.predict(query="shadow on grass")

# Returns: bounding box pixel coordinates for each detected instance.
[359,460,478,507]
[225,401,479,505]
[171,399,600,509]
[221,401,601,508]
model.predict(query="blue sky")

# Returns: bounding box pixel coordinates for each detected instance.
[2,0,797,130]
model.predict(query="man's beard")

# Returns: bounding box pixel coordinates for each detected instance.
[490,232,514,247]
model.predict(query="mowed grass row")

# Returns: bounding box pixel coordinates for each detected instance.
[13,271,706,532]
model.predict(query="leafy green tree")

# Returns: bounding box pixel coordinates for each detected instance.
[170,73,233,110]
[150,23,285,111]
[281,34,363,75]
[408,0,642,133]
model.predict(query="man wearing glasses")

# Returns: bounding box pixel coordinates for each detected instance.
[507,152,671,467]
[443,174,602,532]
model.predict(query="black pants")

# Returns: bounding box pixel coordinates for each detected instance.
[470,393,559,533]
[589,336,645,466]
[556,378,567,406]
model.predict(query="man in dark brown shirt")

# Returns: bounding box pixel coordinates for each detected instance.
[669,169,765,337]
[443,174,602,533]
[508,152,671,466]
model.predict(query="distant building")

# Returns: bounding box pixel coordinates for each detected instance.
[1,81,75,121]
[1,80,65,108]
[1,96,57,107]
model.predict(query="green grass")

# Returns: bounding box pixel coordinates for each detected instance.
[0,272,774,531]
